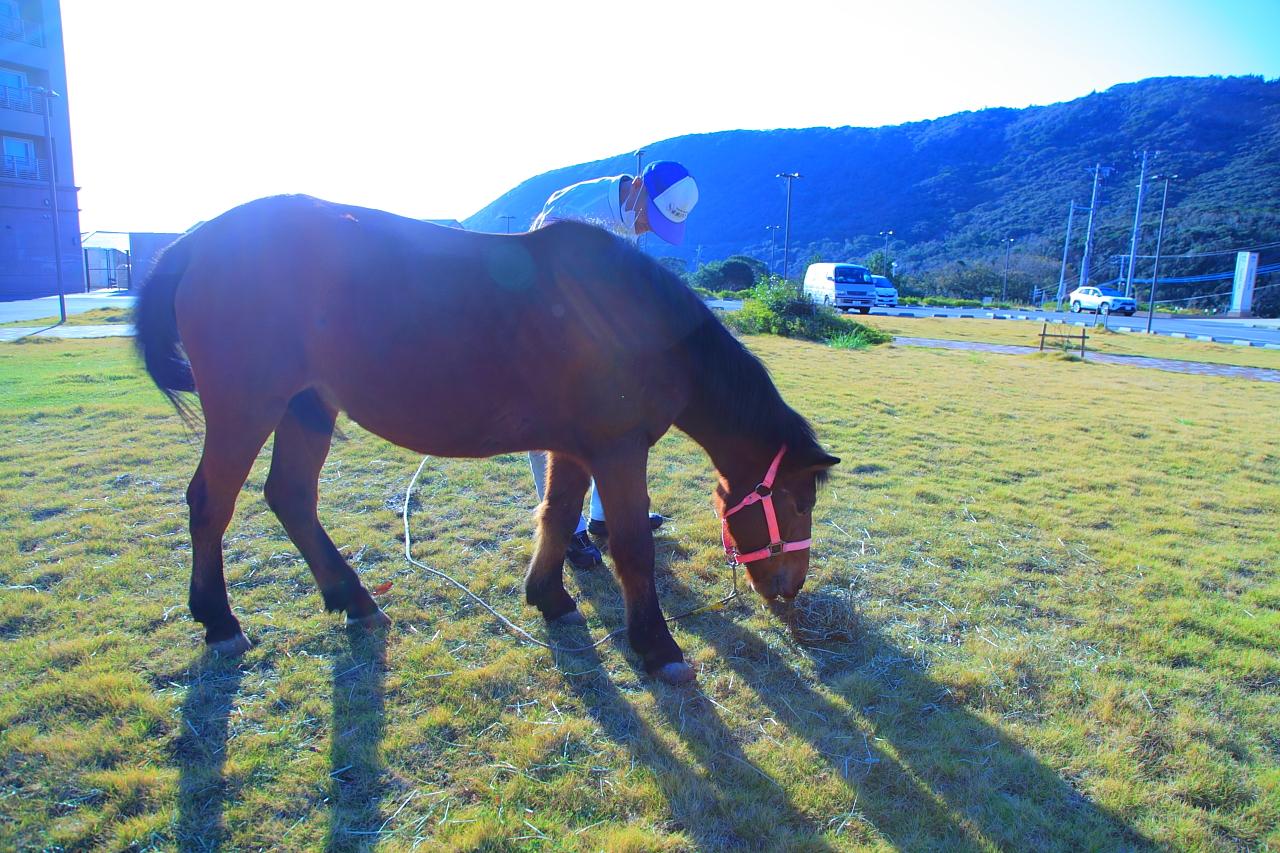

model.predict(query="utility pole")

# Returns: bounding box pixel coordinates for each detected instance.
[1078,163,1111,290]
[776,172,801,280]
[1146,174,1177,334]
[765,225,781,276]
[499,215,515,233]
[1056,201,1085,311]
[33,87,67,323]
[634,149,647,251]
[1000,237,1015,304]
[1124,150,1152,298]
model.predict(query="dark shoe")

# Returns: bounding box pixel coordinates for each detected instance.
[565,531,603,570]
[587,514,665,537]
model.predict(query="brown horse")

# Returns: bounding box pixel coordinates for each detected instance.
[135,194,838,684]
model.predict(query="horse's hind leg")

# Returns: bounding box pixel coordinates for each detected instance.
[187,402,282,655]
[264,391,389,629]
[525,452,590,622]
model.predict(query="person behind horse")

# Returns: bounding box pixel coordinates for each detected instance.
[527,159,700,569]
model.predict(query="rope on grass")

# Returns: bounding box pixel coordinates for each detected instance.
[401,454,741,655]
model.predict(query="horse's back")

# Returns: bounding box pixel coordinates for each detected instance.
[171,196,707,458]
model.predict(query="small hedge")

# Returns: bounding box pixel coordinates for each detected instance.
[719,279,892,347]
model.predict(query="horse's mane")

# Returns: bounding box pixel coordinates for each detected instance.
[534,221,821,454]
[679,311,823,452]
[591,228,822,454]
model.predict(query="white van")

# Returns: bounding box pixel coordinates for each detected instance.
[871,274,898,308]
[803,263,876,314]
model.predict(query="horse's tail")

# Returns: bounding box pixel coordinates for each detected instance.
[134,236,198,421]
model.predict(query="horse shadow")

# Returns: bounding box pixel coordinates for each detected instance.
[548,617,838,851]
[568,565,1153,850]
[325,627,388,850]
[172,627,387,852]
[173,654,246,852]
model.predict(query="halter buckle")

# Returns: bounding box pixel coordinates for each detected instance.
[754,483,772,498]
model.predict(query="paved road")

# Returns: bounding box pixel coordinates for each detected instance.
[7,291,1280,348]
[704,300,1280,349]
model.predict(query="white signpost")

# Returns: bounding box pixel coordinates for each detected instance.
[1228,252,1258,317]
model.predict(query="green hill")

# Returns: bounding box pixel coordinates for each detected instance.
[465,76,1280,311]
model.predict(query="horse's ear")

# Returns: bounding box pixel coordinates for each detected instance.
[793,446,840,472]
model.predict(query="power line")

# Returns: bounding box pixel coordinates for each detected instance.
[1096,261,1279,291]
[1111,240,1280,261]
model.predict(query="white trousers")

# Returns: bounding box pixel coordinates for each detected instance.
[528,450,605,535]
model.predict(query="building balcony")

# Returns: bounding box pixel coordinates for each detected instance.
[0,17,44,48]
[0,84,41,114]
[1,154,48,181]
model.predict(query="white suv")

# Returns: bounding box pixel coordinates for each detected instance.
[871,274,898,308]
[1068,286,1137,316]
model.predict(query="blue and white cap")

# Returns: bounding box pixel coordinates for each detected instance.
[641,161,698,245]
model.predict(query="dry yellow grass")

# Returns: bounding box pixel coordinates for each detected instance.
[1,335,1276,850]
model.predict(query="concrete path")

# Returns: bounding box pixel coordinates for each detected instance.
[0,323,134,342]
[894,336,1280,383]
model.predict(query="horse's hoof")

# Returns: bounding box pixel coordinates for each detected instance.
[653,661,696,685]
[207,631,252,657]
[551,609,586,626]
[346,608,392,630]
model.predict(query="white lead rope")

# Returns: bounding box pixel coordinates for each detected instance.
[400,455,742,655]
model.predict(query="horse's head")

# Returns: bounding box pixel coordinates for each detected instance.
[718,445,840,601]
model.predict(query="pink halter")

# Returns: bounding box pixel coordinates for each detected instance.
[721,445,812,565]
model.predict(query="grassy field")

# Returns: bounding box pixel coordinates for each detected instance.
[0,307,133,328]
[857,315,1280,370]
[1,336,1277,851]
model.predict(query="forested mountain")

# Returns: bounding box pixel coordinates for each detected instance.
[464,76,1279,311]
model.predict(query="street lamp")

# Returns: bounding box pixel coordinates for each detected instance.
[1146,174,1177,334]
[776,172,801,279]
[875,227,896,274]
[499,215,515,234]
[765,225,781,276]
[1000,237,1015,304]
[31,87,66,323]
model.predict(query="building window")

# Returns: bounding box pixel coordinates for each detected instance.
[0,1,21,38]
[2,134,41,180]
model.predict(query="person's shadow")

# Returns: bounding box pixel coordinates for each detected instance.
[325,627,388,851]
[567,555,1154,850]
[174,654,246,852]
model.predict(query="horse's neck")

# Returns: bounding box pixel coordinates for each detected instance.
[675,403,773,495]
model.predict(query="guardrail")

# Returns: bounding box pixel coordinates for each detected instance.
[0,154,49,181]
[0,19,44,47]
[0,84,40,113]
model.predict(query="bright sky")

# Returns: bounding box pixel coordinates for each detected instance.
[61,0,1280,234]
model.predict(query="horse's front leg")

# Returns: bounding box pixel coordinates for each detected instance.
[591,442,693,685]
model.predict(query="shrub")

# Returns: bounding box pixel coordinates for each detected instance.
[828,325,892,350]
[718,278,890,347]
